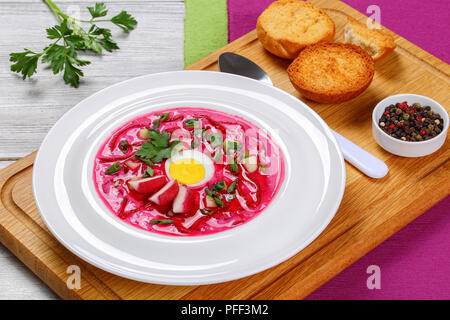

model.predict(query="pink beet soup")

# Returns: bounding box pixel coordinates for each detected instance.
[93,108,285,236]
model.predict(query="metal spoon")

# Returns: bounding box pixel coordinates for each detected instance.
[218,52,388,179]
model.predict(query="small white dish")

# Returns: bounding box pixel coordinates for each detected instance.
[372,94,448,157]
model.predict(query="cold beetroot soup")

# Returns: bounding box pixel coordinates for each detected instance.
[93,108,285,236]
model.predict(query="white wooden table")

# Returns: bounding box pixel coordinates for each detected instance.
[0,0,185,299]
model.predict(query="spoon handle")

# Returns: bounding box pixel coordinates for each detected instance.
[332,130,388,178]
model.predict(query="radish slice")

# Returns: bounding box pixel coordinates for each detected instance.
[172,185,193,214]
[205,195,217,208]
[124,160,141,171]
[149,180,180,206]
[127,175,167,194]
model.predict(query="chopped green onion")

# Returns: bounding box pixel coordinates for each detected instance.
[200,208,214,215]
[212,179,226,192]
[208,132,223,148]
[150,219,174,225]
[227,180,237,193]
[152,113,170,130]
[224,139,242,154]
[119,140,129,154]
[230,163,239,174]
[205,188,225,207]
[184,118,199,129]
[212,148,222,162]
[105,162,121,175]
[142,166,154,178]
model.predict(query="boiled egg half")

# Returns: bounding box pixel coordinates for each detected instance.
[165,150,215,186]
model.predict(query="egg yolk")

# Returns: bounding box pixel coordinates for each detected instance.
[169,158,205,185]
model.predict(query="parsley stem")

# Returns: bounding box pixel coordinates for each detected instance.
[44,1,112,25]
[44,0,68,22]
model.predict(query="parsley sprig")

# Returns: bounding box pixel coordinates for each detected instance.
[10,1,137,87]
[135,130,180,164]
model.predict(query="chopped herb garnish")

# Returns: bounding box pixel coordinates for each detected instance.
[152,113,170,130]
[184,118,199,129]
[227,180,237,193]
[150,219,174,225]
[142,166,154,178]
[191,138,200,149]
[105,162,121,175]
[230,163,239,174]
[205,188,214,197]
[208,132,223,148]
[148,130,170,148]
[212,148,222,162]
[212,179,226,192]
[135,130,180,163]
[205,188,225,207]
[200,208,214,215]
[212,196,224,207]
[259,163,268,172]
[137,156,154,166]
[244,150,250,158]
[194,128,207,139]
[119,140,129,153]
[224,139,242,154]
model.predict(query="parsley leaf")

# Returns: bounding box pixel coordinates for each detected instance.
[10,49,40,79]
[88,2,108,18]
[148,130,170,148]
[111,11,137,33]
[135,130,180,163]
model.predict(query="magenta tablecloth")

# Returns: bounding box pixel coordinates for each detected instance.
[227,0,450,299]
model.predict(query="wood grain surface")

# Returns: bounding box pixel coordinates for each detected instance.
[0,0,448,300]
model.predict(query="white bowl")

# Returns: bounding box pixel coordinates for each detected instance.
[372,94,448,157]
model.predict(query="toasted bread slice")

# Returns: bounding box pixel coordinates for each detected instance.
[344,17,396,60]
[256,0,335,59]
[288,42,375,103]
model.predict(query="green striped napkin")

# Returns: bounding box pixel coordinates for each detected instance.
[184,0,228,66]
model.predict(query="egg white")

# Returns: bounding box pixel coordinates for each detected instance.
[165,150,215,187]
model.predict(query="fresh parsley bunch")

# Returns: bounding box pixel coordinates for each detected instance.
[10,1,137,87]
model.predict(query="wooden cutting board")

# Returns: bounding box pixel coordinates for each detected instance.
[0,0,448,300]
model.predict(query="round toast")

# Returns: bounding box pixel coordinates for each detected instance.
[344,17,396,61]
[287,43,375,103]
[256,0,335,59]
